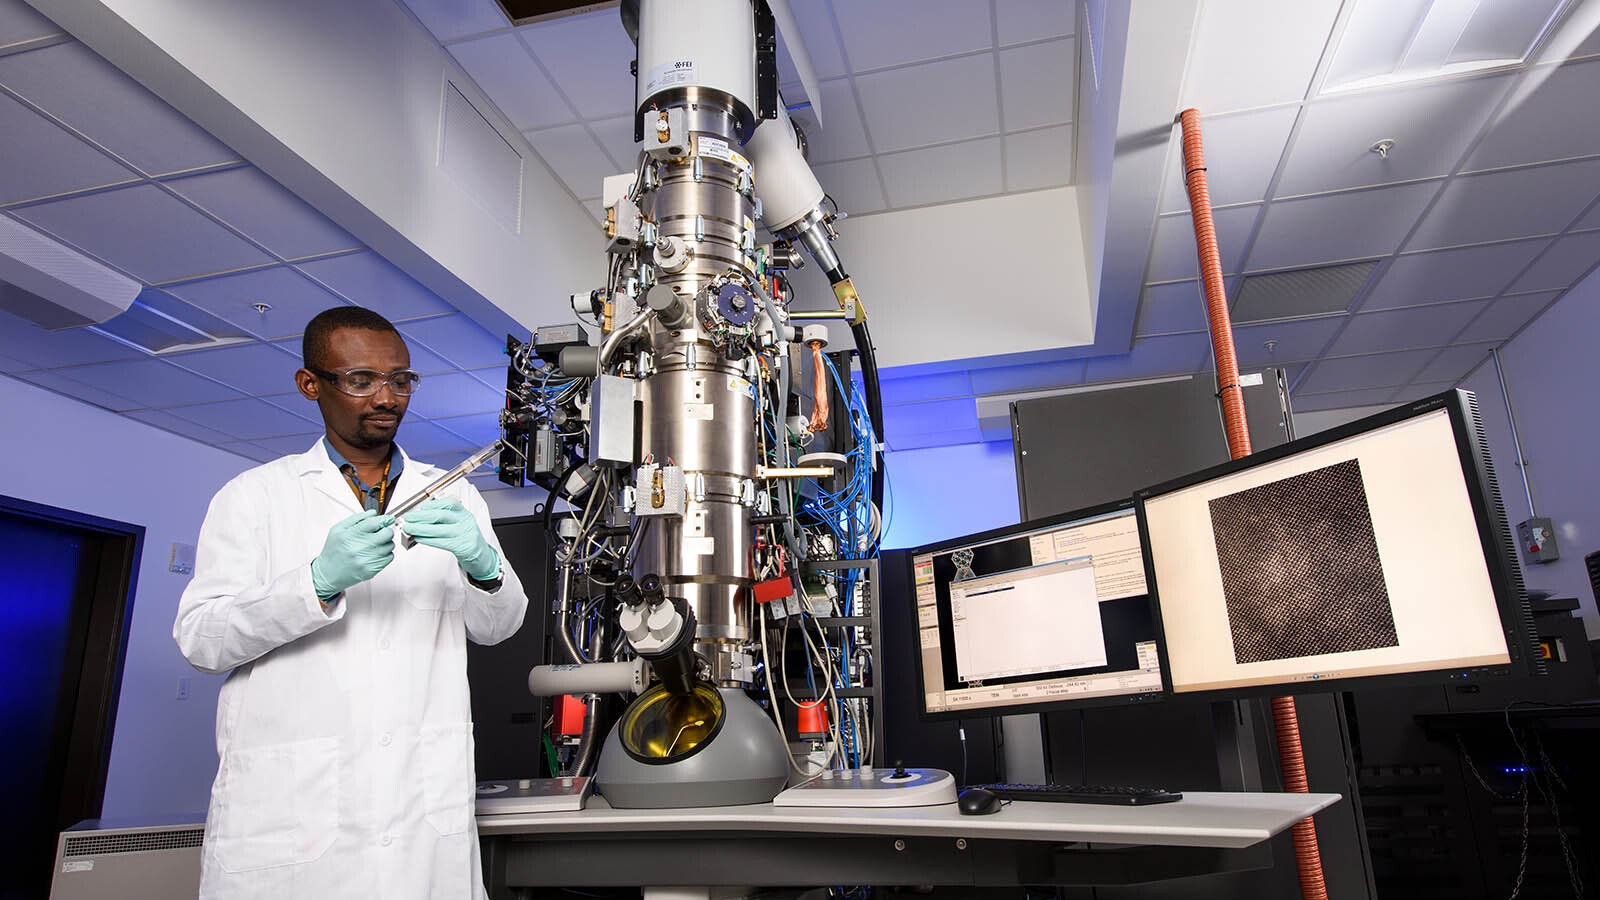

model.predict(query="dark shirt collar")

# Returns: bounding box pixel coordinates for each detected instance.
[323,438,404,510]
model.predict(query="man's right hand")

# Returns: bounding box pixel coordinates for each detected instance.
[310,509,396,599]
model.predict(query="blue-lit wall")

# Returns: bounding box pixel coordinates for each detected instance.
[881,440,1021,549]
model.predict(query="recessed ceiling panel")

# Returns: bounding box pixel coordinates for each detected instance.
[523,122,620,201]
[0,94,135,204]
[1274,74,1511,198]
[996,0,1074,47]
[1467,59,1600,170]
[1147,205,1256,283]
[1408,158,1600,251]
[1507,230,1600,292]
[1158,106,1300,214]
[123,407,239,446]
[248,432,326,457]
[165,166,360,261]
[9,368,142,411]
[215,441,280,463]
[0,42,238,176]
[789,79,872,163]
[397,314,506,370]
[1246,181,1439,271]
[1413,342,1495,382]
[1082,333,1211,384]
[1229,315,1345,367]
[396,418,478,459]
[517,9,636,119]
[813,158,887,216]
[774,0,846,83]
[13,184,273,283]
[1136,280,1211,336]
[967,358,1086,395]
[1000,39,1075,131]
[1298,347,1438,393]
[1004,125,1074,192]
[0,306,142,368]
[398,370,503,419]
[0,0,62,45]
[1363,238,1548,309]
[833,0,992,71]
[1455,291,1558,343]
[403,0,511,42]
[1233,260,1376,322]
[856,55,999,153]
[586,115,640,177]
[296,252,453,322]
[165,341,302,396]
[878,138,1003,208]
[1325,299,1486,356]
[168,395,319,440]
[1179,0,1341,113]
[1291,386,1400,411]
[432,410,506,448]
[449,31,574,130]
[48,357,244,408]
[167,266,349,340]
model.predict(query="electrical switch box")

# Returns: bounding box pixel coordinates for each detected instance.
[1517,516,1560,564]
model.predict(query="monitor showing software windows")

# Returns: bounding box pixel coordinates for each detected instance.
[910,500,1164,720]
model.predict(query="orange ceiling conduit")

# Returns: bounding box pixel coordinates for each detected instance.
[1177,107,1329,900]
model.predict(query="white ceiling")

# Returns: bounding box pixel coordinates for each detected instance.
[2,0,1599,468]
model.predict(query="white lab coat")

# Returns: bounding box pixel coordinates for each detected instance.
[174,441,527,900]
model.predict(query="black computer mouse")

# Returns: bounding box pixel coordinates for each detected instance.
[957,787,1003,815]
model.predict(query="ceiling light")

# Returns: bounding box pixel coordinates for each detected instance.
[0,215,140,330]
[1322,0,1571,94]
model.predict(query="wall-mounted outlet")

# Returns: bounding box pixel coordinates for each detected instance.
[169,542,196,575]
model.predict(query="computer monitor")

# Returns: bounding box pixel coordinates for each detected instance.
[1135,389,1535,698]
[908,499,1165,720]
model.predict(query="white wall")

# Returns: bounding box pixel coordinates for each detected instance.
[1459,271,1600,640]
[881,440,1020,550]
[0,375,249,818]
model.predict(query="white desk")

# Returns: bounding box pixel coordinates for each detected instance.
[477,791,1340,897]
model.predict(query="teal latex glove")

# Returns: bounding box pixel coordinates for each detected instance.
[398,499,499,581]
[311,509,396,599]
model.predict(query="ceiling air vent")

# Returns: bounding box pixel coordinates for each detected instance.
[1232,261,1377,324]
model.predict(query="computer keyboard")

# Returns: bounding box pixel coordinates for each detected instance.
[970,783,1183,806]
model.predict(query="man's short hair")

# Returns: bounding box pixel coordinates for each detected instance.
[302,306,401,370]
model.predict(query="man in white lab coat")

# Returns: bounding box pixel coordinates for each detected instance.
[174,306,528,899]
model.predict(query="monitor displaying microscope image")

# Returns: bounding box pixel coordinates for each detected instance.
[909,499,1166,720]
[1136,389,1536,697]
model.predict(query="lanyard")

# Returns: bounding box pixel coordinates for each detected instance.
[344,456,393,513]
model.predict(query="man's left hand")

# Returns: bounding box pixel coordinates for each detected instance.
[399,499,499,581]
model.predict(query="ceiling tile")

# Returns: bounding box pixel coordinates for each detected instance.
[789,78,872,163]
[164,166,359,260]
[168,395,319,440]
[403,0,508,42]
[1000,39,1075,131]
[397,418,480,460]
[1246,181,1438,271]
[1290,386,1400,412]
[1274,74,1511,198]
[886,426,984,451]
[0,41,237,176]
[812,157,887,215]
[123,407,239,446]
[833,0,992,71]
[432,411,505,448]
[968,358,1085,395]
[1456,291,1559,343]
[399,370,503,419]
[882,396,980,437]
[879,371,973,405]
[1147,205,1257,282]
[167,266,350,340]
[0,94,135,204]
[996,0,1074,47]
[1136,280,1211,336]
[8,368,142,411]
[1390,381,1461,405]
[1467,59,1600,170]
[0,351,29,371]
[1083,333,1211,384]
[856,55,999,153]
[1408,158,1600,251]
[0,307,143,368]
[50,357,244,408]
[13,184,272,282]
[1229,315,1344,367]
[1004,125,1073,192]
[586,115,640,177]
[1326,300,1486,356]
[774,0,847,85]
[1578,201,1600,231]
[164,341,302,396]
[1158,106,1300,214]
[1363,239,1549,309]
[878,138,1003,207]
[1179,0,1341,112]
[248,432,325,457]
[523,122,621,201]
[449,32,573,131]
[397,314,505,370]
[295,252,453,321]
[0,0,61,45]
[1508,230,1600,292]
[1297,348,1438,394]
[1413,343,1495,383]
[518,9,636,119]
[215,441,280,463]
